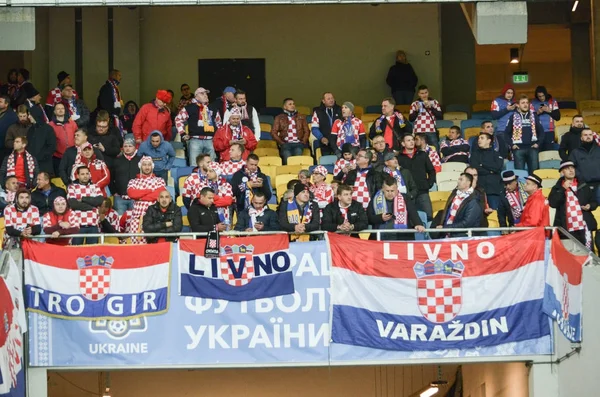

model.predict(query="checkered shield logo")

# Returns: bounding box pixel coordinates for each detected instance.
[416,277,462,324]
[220,253,254,287]
[79,266,111,301]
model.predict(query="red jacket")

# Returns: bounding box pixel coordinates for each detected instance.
[49,118,78,158]
[213,124,257,161]
[132,101,173,142]
[72,156,111,196]
[516,189,550,228]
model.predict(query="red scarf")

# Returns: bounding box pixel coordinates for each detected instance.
[447,189,472,225]
[6,151,36,186]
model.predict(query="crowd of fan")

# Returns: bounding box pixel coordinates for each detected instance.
[0,67,599,250]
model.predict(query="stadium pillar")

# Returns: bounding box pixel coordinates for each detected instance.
[528,363,559,397]
[27,367,48,397]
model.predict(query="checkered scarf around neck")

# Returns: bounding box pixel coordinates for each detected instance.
[564,178,591,248]
[446,188,473,225]
[5,150,36,183]
[239,166,259,208]
[512,111,537,144]
[383,166,407,194]
[373,189,407,229]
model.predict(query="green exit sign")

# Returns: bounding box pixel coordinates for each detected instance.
[513,72,529,84]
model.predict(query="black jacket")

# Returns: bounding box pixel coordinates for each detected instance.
[369,116,409,152]
[188,202,220,233]
[367,193,422,241]
[370,147,393,172]
[59,145,105,186]
[559,127,584,161]
[469,146,504,196]
[339,167,378,199]
[386,62,418,93]
[497,193,516,228]
[230,168,272,212]
[433,191,482,237]
[397,150,436,193]
[570,143,600,184]
[321,200,368,235]
[440,138,471,164]
[278,199,321,233]
[0,151,39,189]
[312,103,342,148]
[234,207,280,231]
[31,184,67,216]
[67,181,104,211]
[373,168,418,201]
[96,80,122,118]
[548,178,598,231]
[88,127,122,168]
[209,96,231,124]
[112,153,141,196]
[142,201,183,243]
[26,123,56,175]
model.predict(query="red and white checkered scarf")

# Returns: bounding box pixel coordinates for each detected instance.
[512,111,537,144]
[564,179,591,248]
[506,190,524,222]
[446,188,473,225]
[5,151,36,184]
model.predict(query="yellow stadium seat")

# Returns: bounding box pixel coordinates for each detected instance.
[176,196,184,207]
[268,204,278,211]
[315,147,322,164]
[275,174,298,189]
[584,115,600,125]
[287,155,314,166]
[561,109,579,119]
[430,191,450,213]
[395,105,410,114]
[260,122,272,132]
[463,127,480,141]
[579,100,600,111]
[487,211,500,228]
[361,114,379,123]
[0,217,4,247]
[472,102,491,112]
[260,164,277,185]
[592,208,600,227]
[260,156,282,166]
[178,176,187,192]
[588,124,600,133]
[582,110,600,118]
[277,184,288,199]
[51,177,66,191]
[183,216,189,226]
[536,169,560,179]
[254,148,279,157]
[326,174,333,184]
[555,125,570,142]
[296,106,311,116]
[555,118,571,126]
[353,105,364,118]
[175,148,185,159]
[276,165,304,175]
[441,163,466,173]
[257,140,278,149]
[538,150,561,162]
[438,127,450,139]
[104,237,121,244]
[541,179,558,189]
[443,112,468,121]
[541,188,551,198]
[437,181,457,192]
[302,148,312,156]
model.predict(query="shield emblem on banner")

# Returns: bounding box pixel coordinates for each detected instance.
[220,253,255,287]
[79,266,111,301]
[416,277,462,323]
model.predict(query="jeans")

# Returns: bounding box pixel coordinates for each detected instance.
[187,138,216,165]
[415,192,433,221]
[513,145,539,173]
[425,132,439,152]
[72,226,99,245]
[114,195,134,215]
[154,169,168,183]
[280,143,304,165]
[392,90,415,105]
[486,194,501,211]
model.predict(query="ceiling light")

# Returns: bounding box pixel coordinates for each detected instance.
[572,1,579,12]
[510,48,519,64]
[420,386,439,397]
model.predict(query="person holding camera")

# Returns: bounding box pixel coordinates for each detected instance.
[409,85,442,150]
[234,190,280,232]
[367,176,424,241]
[531,86,560,151]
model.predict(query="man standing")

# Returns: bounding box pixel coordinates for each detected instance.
[549,161,597,248]
[137,131,175,182]
[278,183,320,235]
[505,95,545,173]
[112,136,140,214]
[3,189,41,249]
[59,129,104,186]
[415,133,441,173]
[330,102,366,155]
[569,128,600,202]
[343,149,378,211]
[310,165,335,211]
[142,190,183,243]
[470,131,504,209]
[126,156,167,244]
[398,134,436,219]
[231,153,272,213]
[270,98,309,165]
[531,86,560,151]
[369,97,409,153]
[45,71,77,115]
[60,84,89,128]
[435,173,482,237]
[322,184,368,236]
[515,174,550,228]
[219,143,247,179]
[214,107,257,161]
[96,69,123,131]
[235,191,280,232]
[378,152,418,201]
[369,135,393,172]
[559,115,587,161]
[0,95,17,163]
[368,176,425,240]
[210,86,237,127]
[49,102,78,174]
[88,111,123,169]
[204,163,234,230]
[386,50,418,105]
[67,165,104,245]
[440,126,470,164]
[175,87,217,163]
[222,90,261,139]
[133,90,174,143]
[182,154,212,209]
[187,187,225,234]
[0,137,38,189]
[31,172,67,216]
[311,92,342,155]
[409,85,442,149]
[491,83,516,149]
[497,170,528,227]
[177,83,193,112]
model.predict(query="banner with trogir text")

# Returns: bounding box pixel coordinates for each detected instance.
[179,236,294,301]
[23,241,171,320]
[0,254,26,397]
[329,228,551,352]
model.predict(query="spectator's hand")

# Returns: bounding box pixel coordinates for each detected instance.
[382,213,393,222]
[182,135,190,141]
[532,143,539,149]
[135,139,142,144]
[436,225,443,229]
[415,225,426,233]
[484,208,494,214]
[582,204,591,211]
[28,115,36,124]
[251,180,263,188]
[21,227,32,237]
[238,139,247,145]
[512,145,519,150]
[99,213,106,222]
[254,222,264,231]
[51,231,60,238]
[294,224,306,233]
[320,137,329,145]
[507,104,516,111]
[59,221,71,229]
[375,119,381,127]
[229,140,237,145]
[165,221,173,228]
[342,166,350,174]
[96,142,105,152]
[217,223,227,232]
[245,228,253,232]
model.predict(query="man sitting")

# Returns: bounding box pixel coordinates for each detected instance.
[31,172,66,216]
[230,153,272,213]
[188,187,226,234]
[278,183,320,237]
[433,173,482,237]
[67,165,104,245]
[440,126,470,164]
[213,107,257,161]
[0,136,38,189]
[234,191,280,232]
[3,188,41,249]
[142,190,183,243]
[42,196,79,246]
[322,184,368,236]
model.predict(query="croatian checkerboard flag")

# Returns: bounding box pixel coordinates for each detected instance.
[0,254,26,397]
[329,228,551,351]
[543,232,588,343]
[23,241,171,320]
[178,235,294,301]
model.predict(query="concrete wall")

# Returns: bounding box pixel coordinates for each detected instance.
[462,362,529,397]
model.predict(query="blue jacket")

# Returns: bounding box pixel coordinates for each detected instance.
[504,111,546,146]
[137,130,175,172]
[491,96,515,132]
[0,108,18,150]
[531,97,561,133]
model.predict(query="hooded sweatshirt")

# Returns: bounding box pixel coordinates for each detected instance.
[491,83,516,132]
[531,86,560,132]
[137,130,175,173]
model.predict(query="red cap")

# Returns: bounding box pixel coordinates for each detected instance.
[501,83,515,96]
[156,90,173,104]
